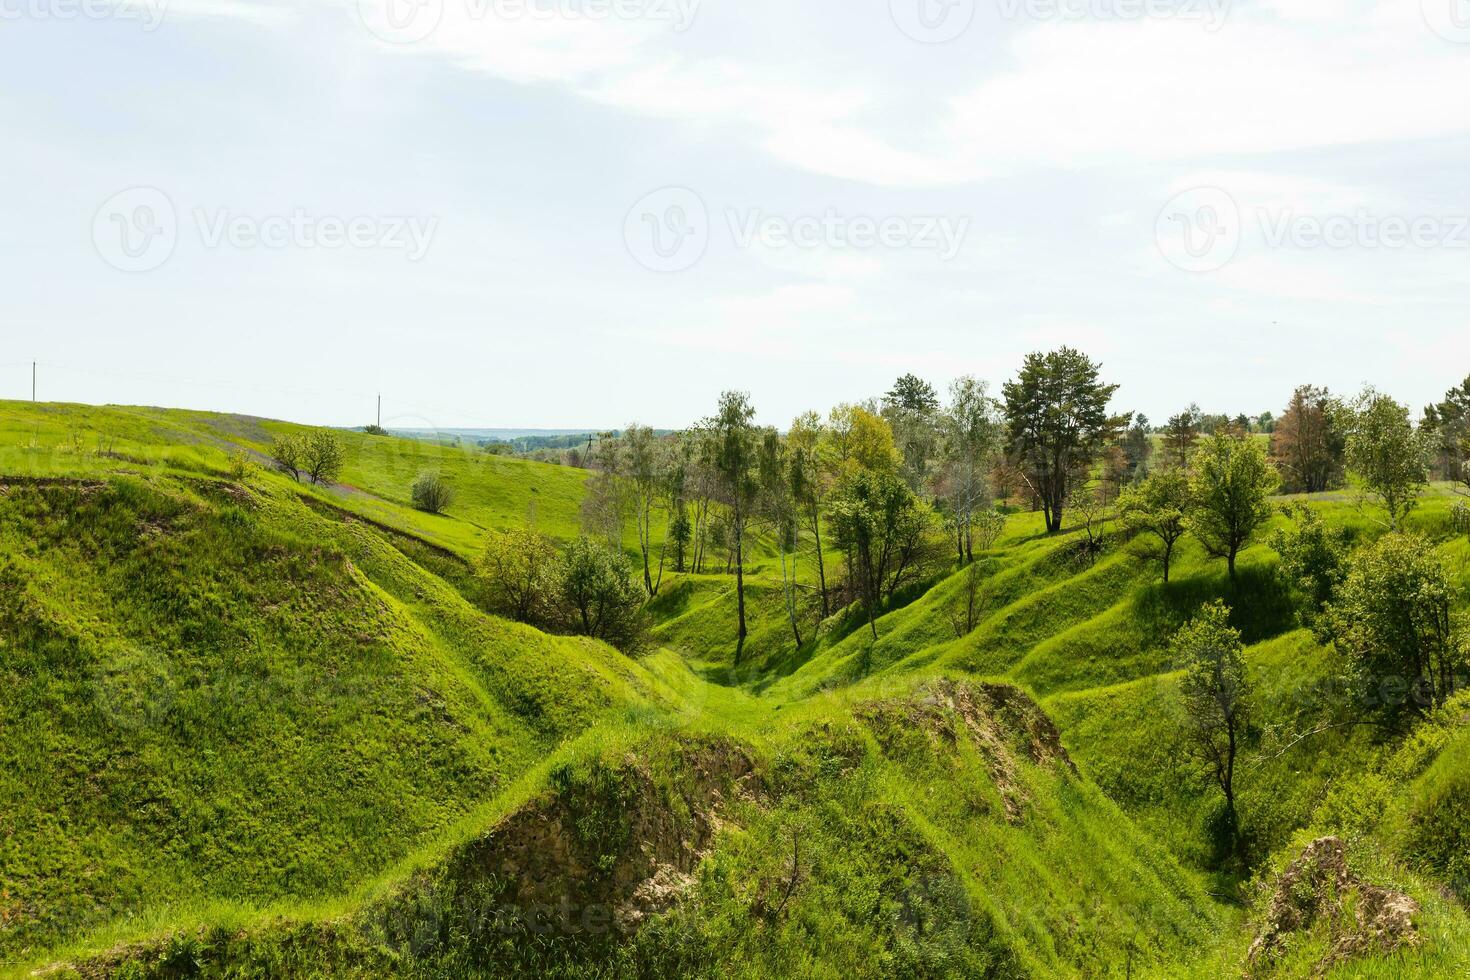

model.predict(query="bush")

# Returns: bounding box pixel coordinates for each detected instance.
[558,537,646,653]
[411,471,454,514]
[478,528,561,625]
[227,450,256,482]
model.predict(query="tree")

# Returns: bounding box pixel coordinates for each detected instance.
[270,435,304,482]
[1162,404,1203,470]
[410,470,453,514]
[1187,432,1279,580]
[883,373,941,493]
[935,376,1002,563]
[1423,374,1470,487]
[788,411,830,618]
[1070,481,1109,567]
[1121,413,1154,482]
[580,432,628,548]
[623,423,667,596]
[302,430,345,485]
[972,509,1007,552]
[1119,468,1190,583]
[1270,504,1350,629]
[1345,392,1430,529]
[1002,347,1121,534]
[759,430,805,647]
[708,391,760,659]
[1174,601,1253,864]
[559,536,646,652]
[827,469,930,639]
[479,527,560,625]
[1323,533,1465,723]
[822,402,900,477]
[1271,385,1346,494]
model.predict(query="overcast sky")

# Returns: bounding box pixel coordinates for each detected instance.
[2,0,1468,430]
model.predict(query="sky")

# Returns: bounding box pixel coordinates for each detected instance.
[2,0,1468,431]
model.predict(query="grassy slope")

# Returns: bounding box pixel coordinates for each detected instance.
[0,402,675,969]
[3,398,1468,977]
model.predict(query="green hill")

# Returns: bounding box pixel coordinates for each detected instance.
[2,399,1467,978]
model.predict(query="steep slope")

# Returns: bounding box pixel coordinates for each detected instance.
[0,470,670,967]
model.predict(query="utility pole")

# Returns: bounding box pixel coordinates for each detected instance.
[32,361,36,401]
[377,394,381,429]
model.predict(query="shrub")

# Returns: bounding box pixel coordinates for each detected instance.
[478,528,560,625]
[227,450,256,482]
[558,537,646,652]
[411,471,453,514]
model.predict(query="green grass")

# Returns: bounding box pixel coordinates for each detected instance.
[3,398,1469,977]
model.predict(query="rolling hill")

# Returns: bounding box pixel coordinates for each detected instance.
[1,399,1467,978]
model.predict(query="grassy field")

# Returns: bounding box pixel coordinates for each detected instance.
[2,398,1467,978]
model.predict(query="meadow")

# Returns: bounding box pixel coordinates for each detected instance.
[1,398,1467,978]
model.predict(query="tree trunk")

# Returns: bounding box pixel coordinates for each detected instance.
[733,506,747,663]
[811,503,829,619]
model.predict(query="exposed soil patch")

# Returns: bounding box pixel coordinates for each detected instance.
[1248,836,1420,976]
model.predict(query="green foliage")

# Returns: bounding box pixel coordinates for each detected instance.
[269,434,303,481]
[410,469,454,515]
[827,468,932,638]
[1002,347,1120,533]
[1271,503,1352,629]
[1173,601,1253,864]
[559,537,647,652]
[1346,392,1430,528]
[302,429,345,486]
[1187,431,1279,578]
[1322,532,1465,722]
[1120,468,1190,582]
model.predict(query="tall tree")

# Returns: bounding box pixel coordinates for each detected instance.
[759,430,804,647]
[707,391,760,660]
[788,411,830,618]
[1174,601,1253,864]
[1270,385,1346,494]
[1119,468,1190,583]
[1187,432,1279,580]
[1121,413,1154,483]
[622,423,666,596]
[1162,404,1203,469]
[1345,391,1429,529]
[883,373,941,494]
[936,376,1002,563]
[1423,374,1470,486]
[1002,347,1121,534]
